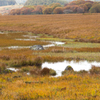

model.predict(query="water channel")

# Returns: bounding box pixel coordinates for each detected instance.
[1,33,100,77]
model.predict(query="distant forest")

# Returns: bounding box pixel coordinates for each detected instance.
[0,0,16,6]
[24,0,67,6]
[9,0,100,15]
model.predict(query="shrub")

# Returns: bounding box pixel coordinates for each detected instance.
[50,3,62,10]
[43,7,53,14]
[89,65,100,75]
[89,4,100,13]
[20,7,33,15]
[40,67,50,76]
[9,9,16,15]
[53,7,63,14]
[34,56,43,67]
[84,2,93,11]
[32,5,43,14]
[79,4,88,12]
[49,68,56,76]
[77,6,84,13]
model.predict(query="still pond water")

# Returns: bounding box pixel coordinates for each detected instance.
[42,60,100,77]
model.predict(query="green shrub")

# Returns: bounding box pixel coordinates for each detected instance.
[43,7,53,14]
[53,7,63,14]
[49,68,56,76]
[89,4,100,13]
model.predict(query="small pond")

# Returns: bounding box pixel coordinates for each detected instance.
[7,60,100,77]
[42,60,100,77]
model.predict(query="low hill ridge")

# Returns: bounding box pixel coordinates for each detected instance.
[24,0,67,6]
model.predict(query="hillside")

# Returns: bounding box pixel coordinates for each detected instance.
[0,5,23,15]
[15,0,27,4]
[24,0,67,6]
[0,0,16,6]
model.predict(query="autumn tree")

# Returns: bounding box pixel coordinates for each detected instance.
[84,2,93,11]
[9,9,17,15]
[77,6,84,13]
[89,4,100,13]
[79,4,88,12]
[32,5,43,14]
[43,7,52,14]
[50,3,62,10]
[53,7,63,14]
[20,7,33,15]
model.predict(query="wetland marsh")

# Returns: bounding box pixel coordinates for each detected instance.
[0,14,100,100]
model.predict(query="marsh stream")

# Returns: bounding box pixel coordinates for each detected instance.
[0,34,65,50]
[1,33,100,77]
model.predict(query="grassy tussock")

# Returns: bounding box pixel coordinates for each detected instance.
[89,65,100,75]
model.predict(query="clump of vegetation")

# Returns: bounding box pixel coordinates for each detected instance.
[53,7,63,14]
[40,67,50,76]
[34,56,43,67]
[0,63,6,74]
[89,65,100,75]
[89,3,100,13]
[43,7,53,14]
[76,70,88,75]
[49,68,56,76]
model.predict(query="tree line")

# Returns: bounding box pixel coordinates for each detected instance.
[9,0,100,15]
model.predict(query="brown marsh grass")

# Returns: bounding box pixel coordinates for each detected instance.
[0,14,100,100]
[0,32,48,47]
[0,14,100,41]
[1,73,100,100]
